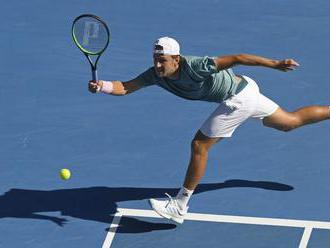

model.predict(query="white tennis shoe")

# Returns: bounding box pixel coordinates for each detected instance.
[148,193,188,224]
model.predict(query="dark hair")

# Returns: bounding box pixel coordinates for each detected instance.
[154,44,164,50]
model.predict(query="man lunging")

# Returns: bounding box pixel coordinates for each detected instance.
[88,37,330,224]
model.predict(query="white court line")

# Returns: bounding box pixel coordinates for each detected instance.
[299,226,313,248]
[102,211,122,248]
[103,208,330,248]
[118,208,330,229]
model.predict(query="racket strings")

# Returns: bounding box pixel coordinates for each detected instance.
[73,16,109,54]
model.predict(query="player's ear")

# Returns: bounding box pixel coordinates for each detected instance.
[172,55,180,63]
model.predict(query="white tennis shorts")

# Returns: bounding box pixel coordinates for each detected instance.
[200,76,279,138]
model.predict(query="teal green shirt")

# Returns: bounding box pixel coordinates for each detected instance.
[136,55,239,103]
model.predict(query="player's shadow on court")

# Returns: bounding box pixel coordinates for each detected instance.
[0,179,293,233]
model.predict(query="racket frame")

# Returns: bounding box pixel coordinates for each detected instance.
[72,14,110,82]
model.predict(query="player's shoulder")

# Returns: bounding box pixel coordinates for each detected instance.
[182,55,215,67]
[182,55,205,63]
[181,55,217,74]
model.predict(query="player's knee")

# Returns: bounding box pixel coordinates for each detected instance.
[191,139,209,154]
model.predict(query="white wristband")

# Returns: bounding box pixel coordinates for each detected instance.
[100,81,113,94]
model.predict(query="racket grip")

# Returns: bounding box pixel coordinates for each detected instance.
[92,69,98,82]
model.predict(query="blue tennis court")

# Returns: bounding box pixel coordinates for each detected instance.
[1,0,330,247]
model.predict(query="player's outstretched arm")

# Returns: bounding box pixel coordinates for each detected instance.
[214,54,299,72]
[88,79,143,95]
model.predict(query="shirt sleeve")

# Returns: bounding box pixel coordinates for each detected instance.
[134,67,158,87]
[184,56,218,78]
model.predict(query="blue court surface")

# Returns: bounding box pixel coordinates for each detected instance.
[1,0,330,247]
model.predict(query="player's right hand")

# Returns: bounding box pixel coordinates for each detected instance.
[88,81,101,93]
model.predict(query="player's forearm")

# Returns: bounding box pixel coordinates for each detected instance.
[99,80,133,95]
[111,81,128,95]
[235,54,278,68]
[89,79,142,95]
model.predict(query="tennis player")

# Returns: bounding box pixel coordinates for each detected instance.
[88,37,330,224]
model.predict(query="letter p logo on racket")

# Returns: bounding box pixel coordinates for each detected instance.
[72,14,110,83]
[82,21,100,46]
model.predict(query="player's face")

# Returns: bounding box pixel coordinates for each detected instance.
[153,54,180,78]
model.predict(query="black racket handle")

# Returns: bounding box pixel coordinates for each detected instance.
[92,69,98,82]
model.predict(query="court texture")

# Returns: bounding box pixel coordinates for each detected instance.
[1,0,330,247]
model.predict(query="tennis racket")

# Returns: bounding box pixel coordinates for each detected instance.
[72,14,110,83]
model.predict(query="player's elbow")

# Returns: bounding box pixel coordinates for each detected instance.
[235,54,248,64]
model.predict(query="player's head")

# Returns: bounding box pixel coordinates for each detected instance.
[153,37,180,78]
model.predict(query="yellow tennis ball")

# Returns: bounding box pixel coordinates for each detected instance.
[60,169,71,180]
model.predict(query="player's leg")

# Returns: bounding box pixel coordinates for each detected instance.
[263,106,330,131]
[149,130,222,224]
[149,77,258,224]
[244,74,330,131]
[172,131,221,213]
[183,130,222,190]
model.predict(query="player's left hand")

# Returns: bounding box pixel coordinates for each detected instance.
[275,59,300,72]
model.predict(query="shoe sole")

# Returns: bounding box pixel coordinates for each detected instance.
[148,199,184,225]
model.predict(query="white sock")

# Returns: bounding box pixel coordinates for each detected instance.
[176,187,194,209]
